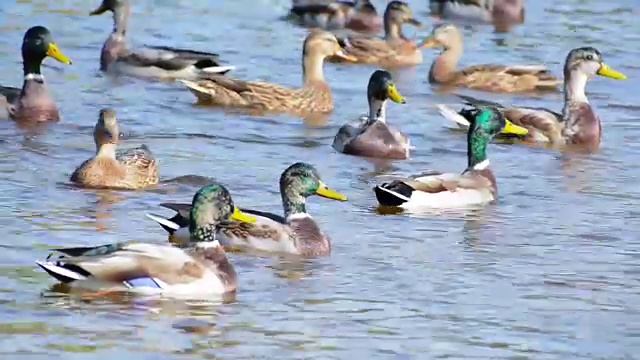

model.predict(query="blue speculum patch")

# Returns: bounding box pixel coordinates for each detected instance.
[125,277,162,288]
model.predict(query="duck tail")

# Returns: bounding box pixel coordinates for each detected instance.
[194,59,235,74]
[374,181,413,207]
[145,213,180,234]
[35,261,88,283]
[437,104,470,128]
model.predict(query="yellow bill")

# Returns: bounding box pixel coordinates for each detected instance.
[597,63,626,80]
[315,182,347,201]
[501,119,529,136]
[46,43,72,65]
[334,49,358,62]
[230,207,257,223]
[386,84,406,104]
[418,36,439,49]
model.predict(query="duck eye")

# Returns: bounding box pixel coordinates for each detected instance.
[585,54,593,60]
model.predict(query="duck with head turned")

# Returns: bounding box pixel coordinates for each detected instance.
[0,26,72,122]
[288,0,382,33]
[90,0,234,80]
[420,23,559,93]
[328,1,424,67]
[374,107,528,210]
[333,70,410,159]
[70,108,159,190]
[36,183,257,297]
[179,30,357,115]
[437,47,626,152]
[146,163,348,257]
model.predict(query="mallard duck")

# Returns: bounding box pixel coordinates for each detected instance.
[0,26,72,122]
[420,24,560,92]
[70,108,159,190]
[146,162,347,257]
[179,30,357,115]
[89,0,234,80]
[437,47,626,152]
[430,0,524,25]
[332,70,410,159]
[374,107,528,210]
[288,0,382,33]
[327,1,424,67]
[36,183,256,297]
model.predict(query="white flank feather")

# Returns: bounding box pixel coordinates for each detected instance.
[201,65,236,74]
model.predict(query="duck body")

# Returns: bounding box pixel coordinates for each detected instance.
[422,24,559,93]
[329,1,424,67]
[333,70,410,160]
[1,26,72,122]
[430,0,524,25]
[91,0,234,80]
[437,47,626,151]
[374,107,528,210]
[180,30,357,115]
[36,183,257,297]
[147,163,347,257]
[288,0,382,33]
[70,108,158,190]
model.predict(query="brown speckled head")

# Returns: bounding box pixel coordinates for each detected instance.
[93,108,120,147]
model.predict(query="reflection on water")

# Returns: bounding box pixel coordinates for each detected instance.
[0,0,638,358]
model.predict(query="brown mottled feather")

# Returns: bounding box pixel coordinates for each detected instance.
[337,121,410,159]
[328,36,422,67]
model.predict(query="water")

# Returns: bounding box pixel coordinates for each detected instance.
[0,0,639,358]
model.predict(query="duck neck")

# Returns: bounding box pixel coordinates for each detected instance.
[367,98,386,124]
[112,3,129,36]
[467,132,489,170]
[429,43,462,83]
[22,57,43,78]
[95,143,117,159]
[563,69,588,105]
[302,52,325,85]
[384,20,403,41]
[282,192,307,218]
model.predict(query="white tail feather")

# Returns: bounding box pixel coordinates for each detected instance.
[376,186,411,202]
[437,104,470,128]
[35,261,87,281]
[201,65,236,74]
[145,213,180,231]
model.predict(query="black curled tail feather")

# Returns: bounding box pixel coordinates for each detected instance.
[373,181,414,207]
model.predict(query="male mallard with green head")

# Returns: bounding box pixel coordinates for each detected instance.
[333,70,410,159]
[70,108,159,190]
[0,26,72,122]
[374,107,528,210]
[147,163,347,257]
[437,47,626,152]
[36,183,256,297]
[90,0,234,80]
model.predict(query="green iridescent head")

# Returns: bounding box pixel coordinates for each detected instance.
[21,26,72,75]
[189,183,256,242]
[279,162,347,216]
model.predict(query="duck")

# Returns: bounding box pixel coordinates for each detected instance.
[0,26,72,122]
[70,108,159,190]
[374,107,528,210]
[89,0,234,80]
[36,183,256,297]
[179,30,357,115]
[146,162,348,257]
[332,70,410,159]
[429,0,524,26]
[437,47,626,152]
[420,23,560,92]
[327,1,424,67]
[288,0,382,33]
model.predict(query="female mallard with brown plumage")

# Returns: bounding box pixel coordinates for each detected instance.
[36,183,256,297]
[437,47,626,152]
[179,30,357,115]
[429,0,524,26]
[288,0,382,33]
[421,23,560,92]
[374,107,528,210]
[327,1,424,67]
[0,26,72,122]
[146,163,347,257]
[70,108,159,190]
[332,70,410,160]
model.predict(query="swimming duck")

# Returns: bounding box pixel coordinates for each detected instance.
[179,30,357,115]
[429,0,524,25]
[0,26,72,122]
[437,47,626,152]
[374,107,528,210]
[146,162,347,257]
[327,1,424,67]
[70,108,159,190]
[36,183,256,297]
[288,0,382,33]
[421,24,559,92]
[332,70,410,159]
[90,0,234,80]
